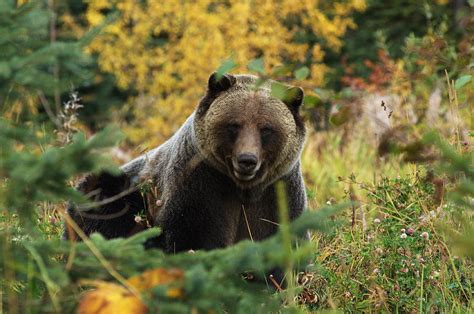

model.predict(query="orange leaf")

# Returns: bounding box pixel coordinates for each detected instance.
[78,268,184,314]
[77,281,147,314]
[127,268,184,293]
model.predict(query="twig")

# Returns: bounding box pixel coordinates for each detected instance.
[59,208,143,299]
[48,0,61,114]
[259,218,279,226]
[23,244,60,312]
[241,204,254,242]
[74,205,131,220]
[37,90,60,128]
[350,186,358,228]
[76,186,140,211]
[268,274,284,292]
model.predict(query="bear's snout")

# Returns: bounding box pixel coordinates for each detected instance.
[231,152,261,181]
[237,153,258,173]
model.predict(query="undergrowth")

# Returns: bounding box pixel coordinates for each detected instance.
[312,175,472,312]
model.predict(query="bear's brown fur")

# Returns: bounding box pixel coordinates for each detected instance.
[66,73,307,256]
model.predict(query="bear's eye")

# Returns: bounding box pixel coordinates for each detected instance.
[226,123,240,136]
[260,127,274,138]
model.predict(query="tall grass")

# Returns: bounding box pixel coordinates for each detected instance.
[302,125,414,207]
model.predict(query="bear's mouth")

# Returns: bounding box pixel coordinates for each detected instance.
[233,169,257,181]
[225,156,261,183]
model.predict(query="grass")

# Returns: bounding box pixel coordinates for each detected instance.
[299,120,472,312]
[6,128,468,312]
[302,125,414,207]
[313,176,471,312]
[1,91,472,312]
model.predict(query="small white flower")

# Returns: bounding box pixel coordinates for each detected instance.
[400,233,408,239]
[374,218,381,224]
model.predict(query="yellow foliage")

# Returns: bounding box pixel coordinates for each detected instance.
[78,268,184,314]
[86,1,366,147]
[78,281,147,314]
[126,268,184,296]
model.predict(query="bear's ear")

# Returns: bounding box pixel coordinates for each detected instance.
[283,86,304,112]
[208,72,236,93]
[197,72,237,117]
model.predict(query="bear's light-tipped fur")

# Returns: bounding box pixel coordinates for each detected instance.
[66,73,307,256]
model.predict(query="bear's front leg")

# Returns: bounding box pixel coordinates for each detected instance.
[153,195,242,253]
[65,172,146,240]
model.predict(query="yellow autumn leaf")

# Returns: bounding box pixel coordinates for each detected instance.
[127,268,184,293]
[78,268,184,314]
[77,281,147,314]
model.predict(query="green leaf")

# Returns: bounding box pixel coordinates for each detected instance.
[87,126,124,149]
[247,58,265,74]
[454,75,472,90]
[270,82,288,101]
[313,88,334,102]
[329,105,351,127]
[303,95,320,107]
[271,64,293,76]
[215,58,238,80]
[294,66,309,80]
[0,62,11,79]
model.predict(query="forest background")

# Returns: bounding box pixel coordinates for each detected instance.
[0,0,473,313]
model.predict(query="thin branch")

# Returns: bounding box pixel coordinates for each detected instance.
[241,204,254,242]
[60,208,143,299]
[48,0,61,113]
[74,205,131,220]
[37,90,60,128]
[268,274,283,292]
[76,186,140,211]
[259,218,279,226]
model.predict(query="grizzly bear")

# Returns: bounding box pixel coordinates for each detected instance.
[66,73,307,255]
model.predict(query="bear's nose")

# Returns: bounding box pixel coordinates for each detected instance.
[237,153,258,173]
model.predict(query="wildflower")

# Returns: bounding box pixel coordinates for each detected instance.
[134,215,143,223]
[420,232,429,239]
[406,227,414,236]
[373,218,381,224]
[400,233,407,239]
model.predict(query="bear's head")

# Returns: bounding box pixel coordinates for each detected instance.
[194,72,306,189]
